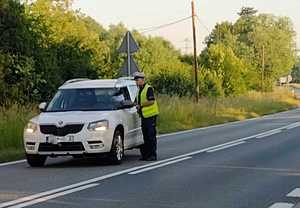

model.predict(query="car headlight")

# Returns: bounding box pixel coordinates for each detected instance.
[25,121,38,134]
[88,120,109,131]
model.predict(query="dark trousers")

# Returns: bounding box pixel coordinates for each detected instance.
[140,116,157,159]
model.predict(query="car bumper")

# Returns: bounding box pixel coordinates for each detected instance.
[24,128,114,156]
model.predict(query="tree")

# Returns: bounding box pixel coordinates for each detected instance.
[205,22,236,47]
[205,44,247,96]
[238,7,258,17]
[0,0,198,103]
[201,8,296,92]
[249,14,296,90]
[200,69,224,115]
[292,57,300,83]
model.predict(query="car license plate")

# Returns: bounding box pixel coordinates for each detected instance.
[47,135,74,144]
[56,137,66,143]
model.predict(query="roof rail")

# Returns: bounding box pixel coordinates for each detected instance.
[117,76,134,81]
[63,78,90,85]
[115,77,135,88]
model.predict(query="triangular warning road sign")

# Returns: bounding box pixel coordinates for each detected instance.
[120,55,140,76]
[118,31,139,54]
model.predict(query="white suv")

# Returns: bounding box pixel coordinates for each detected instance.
[23,78,143,167]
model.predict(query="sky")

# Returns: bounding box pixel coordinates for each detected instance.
[73,0,300,54]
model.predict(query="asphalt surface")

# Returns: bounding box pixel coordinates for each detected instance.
[2,108,300,207]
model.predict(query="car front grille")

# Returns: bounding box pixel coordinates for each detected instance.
[40,124,84,136]
[38,142,85,152]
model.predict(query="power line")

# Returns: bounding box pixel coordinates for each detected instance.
[195,15,210,34]
[139,16,192,34]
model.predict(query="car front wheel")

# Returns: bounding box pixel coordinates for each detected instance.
[109,130,124,165]
[26,154,47,167]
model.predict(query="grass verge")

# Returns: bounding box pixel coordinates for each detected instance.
[0,104,37,162]
[157,87,300,133]
[0,87,299,163]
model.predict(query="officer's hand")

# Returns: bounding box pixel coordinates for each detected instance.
[136,105,141,111]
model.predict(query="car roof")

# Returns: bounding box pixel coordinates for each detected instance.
[59,78,136,89]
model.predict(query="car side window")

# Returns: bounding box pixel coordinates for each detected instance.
[120,87,131,101]
[128,85,138,102]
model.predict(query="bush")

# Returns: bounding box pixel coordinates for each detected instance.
[150,72,194,97]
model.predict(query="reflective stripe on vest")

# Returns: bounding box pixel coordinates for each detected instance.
[138,84,159,118]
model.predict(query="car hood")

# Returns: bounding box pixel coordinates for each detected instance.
[31,111,113,125]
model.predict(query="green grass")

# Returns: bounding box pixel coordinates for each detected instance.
[0,104,37,162]
[157,87,300,133]
[0,87,299,163]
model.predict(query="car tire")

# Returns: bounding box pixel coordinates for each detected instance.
[109,129,124,165]
[26,154,47,167]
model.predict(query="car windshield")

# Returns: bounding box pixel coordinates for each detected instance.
[46,88,124,112]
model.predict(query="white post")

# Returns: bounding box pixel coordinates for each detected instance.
[127,32,131,76]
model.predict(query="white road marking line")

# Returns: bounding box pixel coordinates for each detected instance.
[256,129,282,139]
[0,160,26,167]
[0,156,202,208]
[1,122,299,207]
[207,141,246,153]
[157,114,274,139]
[0,181,97,208]
[158,120,244,138]
[8,183,99,208]
[0,142,244,207]
[253,127,284,139]
[128,157,192,175]
[287,188,300,197]
[286,122,300,130]
[268,203,294,208]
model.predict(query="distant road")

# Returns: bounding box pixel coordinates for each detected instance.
[2,109,300,207]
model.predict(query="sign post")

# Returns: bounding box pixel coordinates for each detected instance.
[118,32,140,76]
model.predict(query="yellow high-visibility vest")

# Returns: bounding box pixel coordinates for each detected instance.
[137,84,159,118]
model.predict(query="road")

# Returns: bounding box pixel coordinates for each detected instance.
[2,109,300,208]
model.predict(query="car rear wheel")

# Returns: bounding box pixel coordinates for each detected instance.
[26,154,47,167]
[109,130,124,165]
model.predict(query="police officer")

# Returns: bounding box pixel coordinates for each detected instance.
[133,72,159,161]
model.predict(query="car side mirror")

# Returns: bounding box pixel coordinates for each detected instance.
[39,102,47,112]
[120,100,135,109]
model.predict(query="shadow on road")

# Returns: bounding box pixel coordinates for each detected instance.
[43,153,141,168]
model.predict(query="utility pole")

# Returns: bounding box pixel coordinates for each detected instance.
[191,0,199,102]
[261,45,265,92]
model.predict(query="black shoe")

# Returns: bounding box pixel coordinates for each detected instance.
[145,156,157,161]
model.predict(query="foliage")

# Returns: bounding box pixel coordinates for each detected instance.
[201,8,296,92]
[291,57,300,83]
[1,0,198,103]
[150,70,194,97]
[200,44,247,96]
[0,1,297,104]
